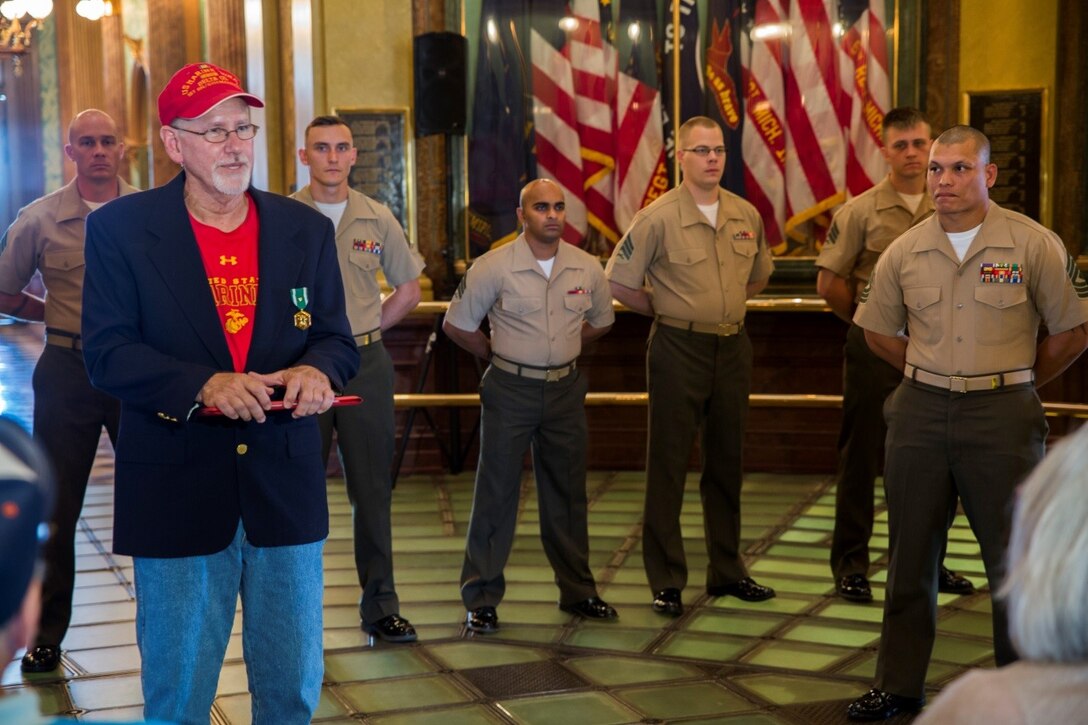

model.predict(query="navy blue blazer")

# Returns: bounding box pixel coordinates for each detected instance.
[82,173,359,557]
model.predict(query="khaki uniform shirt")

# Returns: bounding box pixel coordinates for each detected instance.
[816,176,934,301]
[0,178,138,333]
[604,184,774,324]
[291,186,424,335]
[855,203,1088,376]
[446,234,614,366]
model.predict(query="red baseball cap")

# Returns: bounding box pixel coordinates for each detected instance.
[158,62,264,126]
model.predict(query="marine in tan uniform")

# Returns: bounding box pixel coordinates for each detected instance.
[0,109,137,673]
[292,115,424,643]
[847,126,1088,721]
[816,107,973,603]
[444,179,617,633]
[605,116,775,617]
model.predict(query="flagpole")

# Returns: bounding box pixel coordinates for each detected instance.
[672,0,682,183]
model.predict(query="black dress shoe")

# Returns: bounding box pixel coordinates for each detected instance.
[21,645,61,673]
[938,566,975,595]
[466,606,499,633]
[560,597,618,620]
[707,577,776,602]
[651,588,683,617]
[846,688,924,721]
[363,614,418,643]
[837,574,874,603]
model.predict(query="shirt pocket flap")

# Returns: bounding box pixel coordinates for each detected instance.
[903,285,942,311]
[666,246,708,266]
[974,285,1028,309]
[731,239,758,258]
[348,249,381,272]
[41,249,85,271]
[501,296,543,315]
[563,294,593,313]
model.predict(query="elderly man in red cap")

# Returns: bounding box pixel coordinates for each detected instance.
[80,63,357,725]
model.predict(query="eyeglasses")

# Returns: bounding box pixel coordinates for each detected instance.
[172,123,260,143]
[682,145,727,157]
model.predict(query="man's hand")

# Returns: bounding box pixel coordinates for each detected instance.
[250,365,334,418]
[197,372,275,422]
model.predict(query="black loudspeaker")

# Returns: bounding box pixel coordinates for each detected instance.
[414,32,467,137]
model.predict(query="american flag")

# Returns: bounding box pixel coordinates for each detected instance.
[842,0,891,197]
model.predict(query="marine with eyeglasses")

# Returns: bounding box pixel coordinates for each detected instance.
[606,115,775,618]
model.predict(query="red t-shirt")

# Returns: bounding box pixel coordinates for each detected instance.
[190,196,259,372]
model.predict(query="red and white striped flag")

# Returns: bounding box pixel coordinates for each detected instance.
[783,0,846,242]
[531,3,588,247]
[842,0,891,197]
[740,0,789,251]
[567,0,619,246]
[614,0,669,232]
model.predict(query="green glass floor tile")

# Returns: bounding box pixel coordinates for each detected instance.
[325,605,365,628]
[501,565,562,583]
[733,672,868,705]
[324,649,434,683]
[869,536,889,550]
[498,602,570,626]
[567,655,702,686]
[326,568,364,586]
[839,653,876,679]
[323,586,362,606]
[391,582,461,602]
[925,660,963,685]
[10,684,69,715]
[749,558,829,579]
[654,632,754,662]
[590,605,669,628]
[683,714,792,725]
[742,640,853,671]
[615,681,751,719]
[791,516,835,532]
[805,505,836,518]
[369,704,507,725]
[930,636,993,664]
[735,575,833,597]
[499,690,637,725]
[595,584,653,605]
[393,537,468,553]
[944,540,981,556]
[709,595,815,615]
[503,582,569,601]
[564,626,659,653]
[942,557,986,576]
[608,568,650,586]
[778,529,828,544]
[323,626,370,651]
[816,602,886,624]
[937,610,993,638]
[962,596,993,613]
[63,622,137,650]
[685,611,788,637]
[490,625,564,644]
[339,674,468,713]
[323,552,356,569]
[393,567,466,584]
[428,641,548,670]
[71,585,131,606]
[586,523,636,537]
[781,622,879,648]
[765,544,832,561]
[391,601,465,626]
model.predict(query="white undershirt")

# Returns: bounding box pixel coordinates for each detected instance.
[84,200,107,212]
[946,224,982,262]
[897,192,925,215]
[537,256,555,277]
[696,201,719,226]
[313,199,348,230]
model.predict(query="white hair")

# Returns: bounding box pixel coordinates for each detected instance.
[999,423,1088,662]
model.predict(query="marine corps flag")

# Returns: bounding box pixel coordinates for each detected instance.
[705,0,746,195]
[467,0,533,256]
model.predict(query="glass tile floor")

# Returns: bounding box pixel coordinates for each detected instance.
[0,323,995,723]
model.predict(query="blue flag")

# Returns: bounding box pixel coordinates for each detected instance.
[705,0,746,195]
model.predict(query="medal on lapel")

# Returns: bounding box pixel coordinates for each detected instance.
[291,287,312,330]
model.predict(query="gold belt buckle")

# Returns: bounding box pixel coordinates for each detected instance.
[717,322,735,336]
[545,367,563,382]
[949,376,968,393]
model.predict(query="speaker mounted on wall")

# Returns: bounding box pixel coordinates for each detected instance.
[413,31,468,137]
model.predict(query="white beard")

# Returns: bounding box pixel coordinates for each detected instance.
[212,157,251,196]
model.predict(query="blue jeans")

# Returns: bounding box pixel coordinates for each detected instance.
[133,523,324,725]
